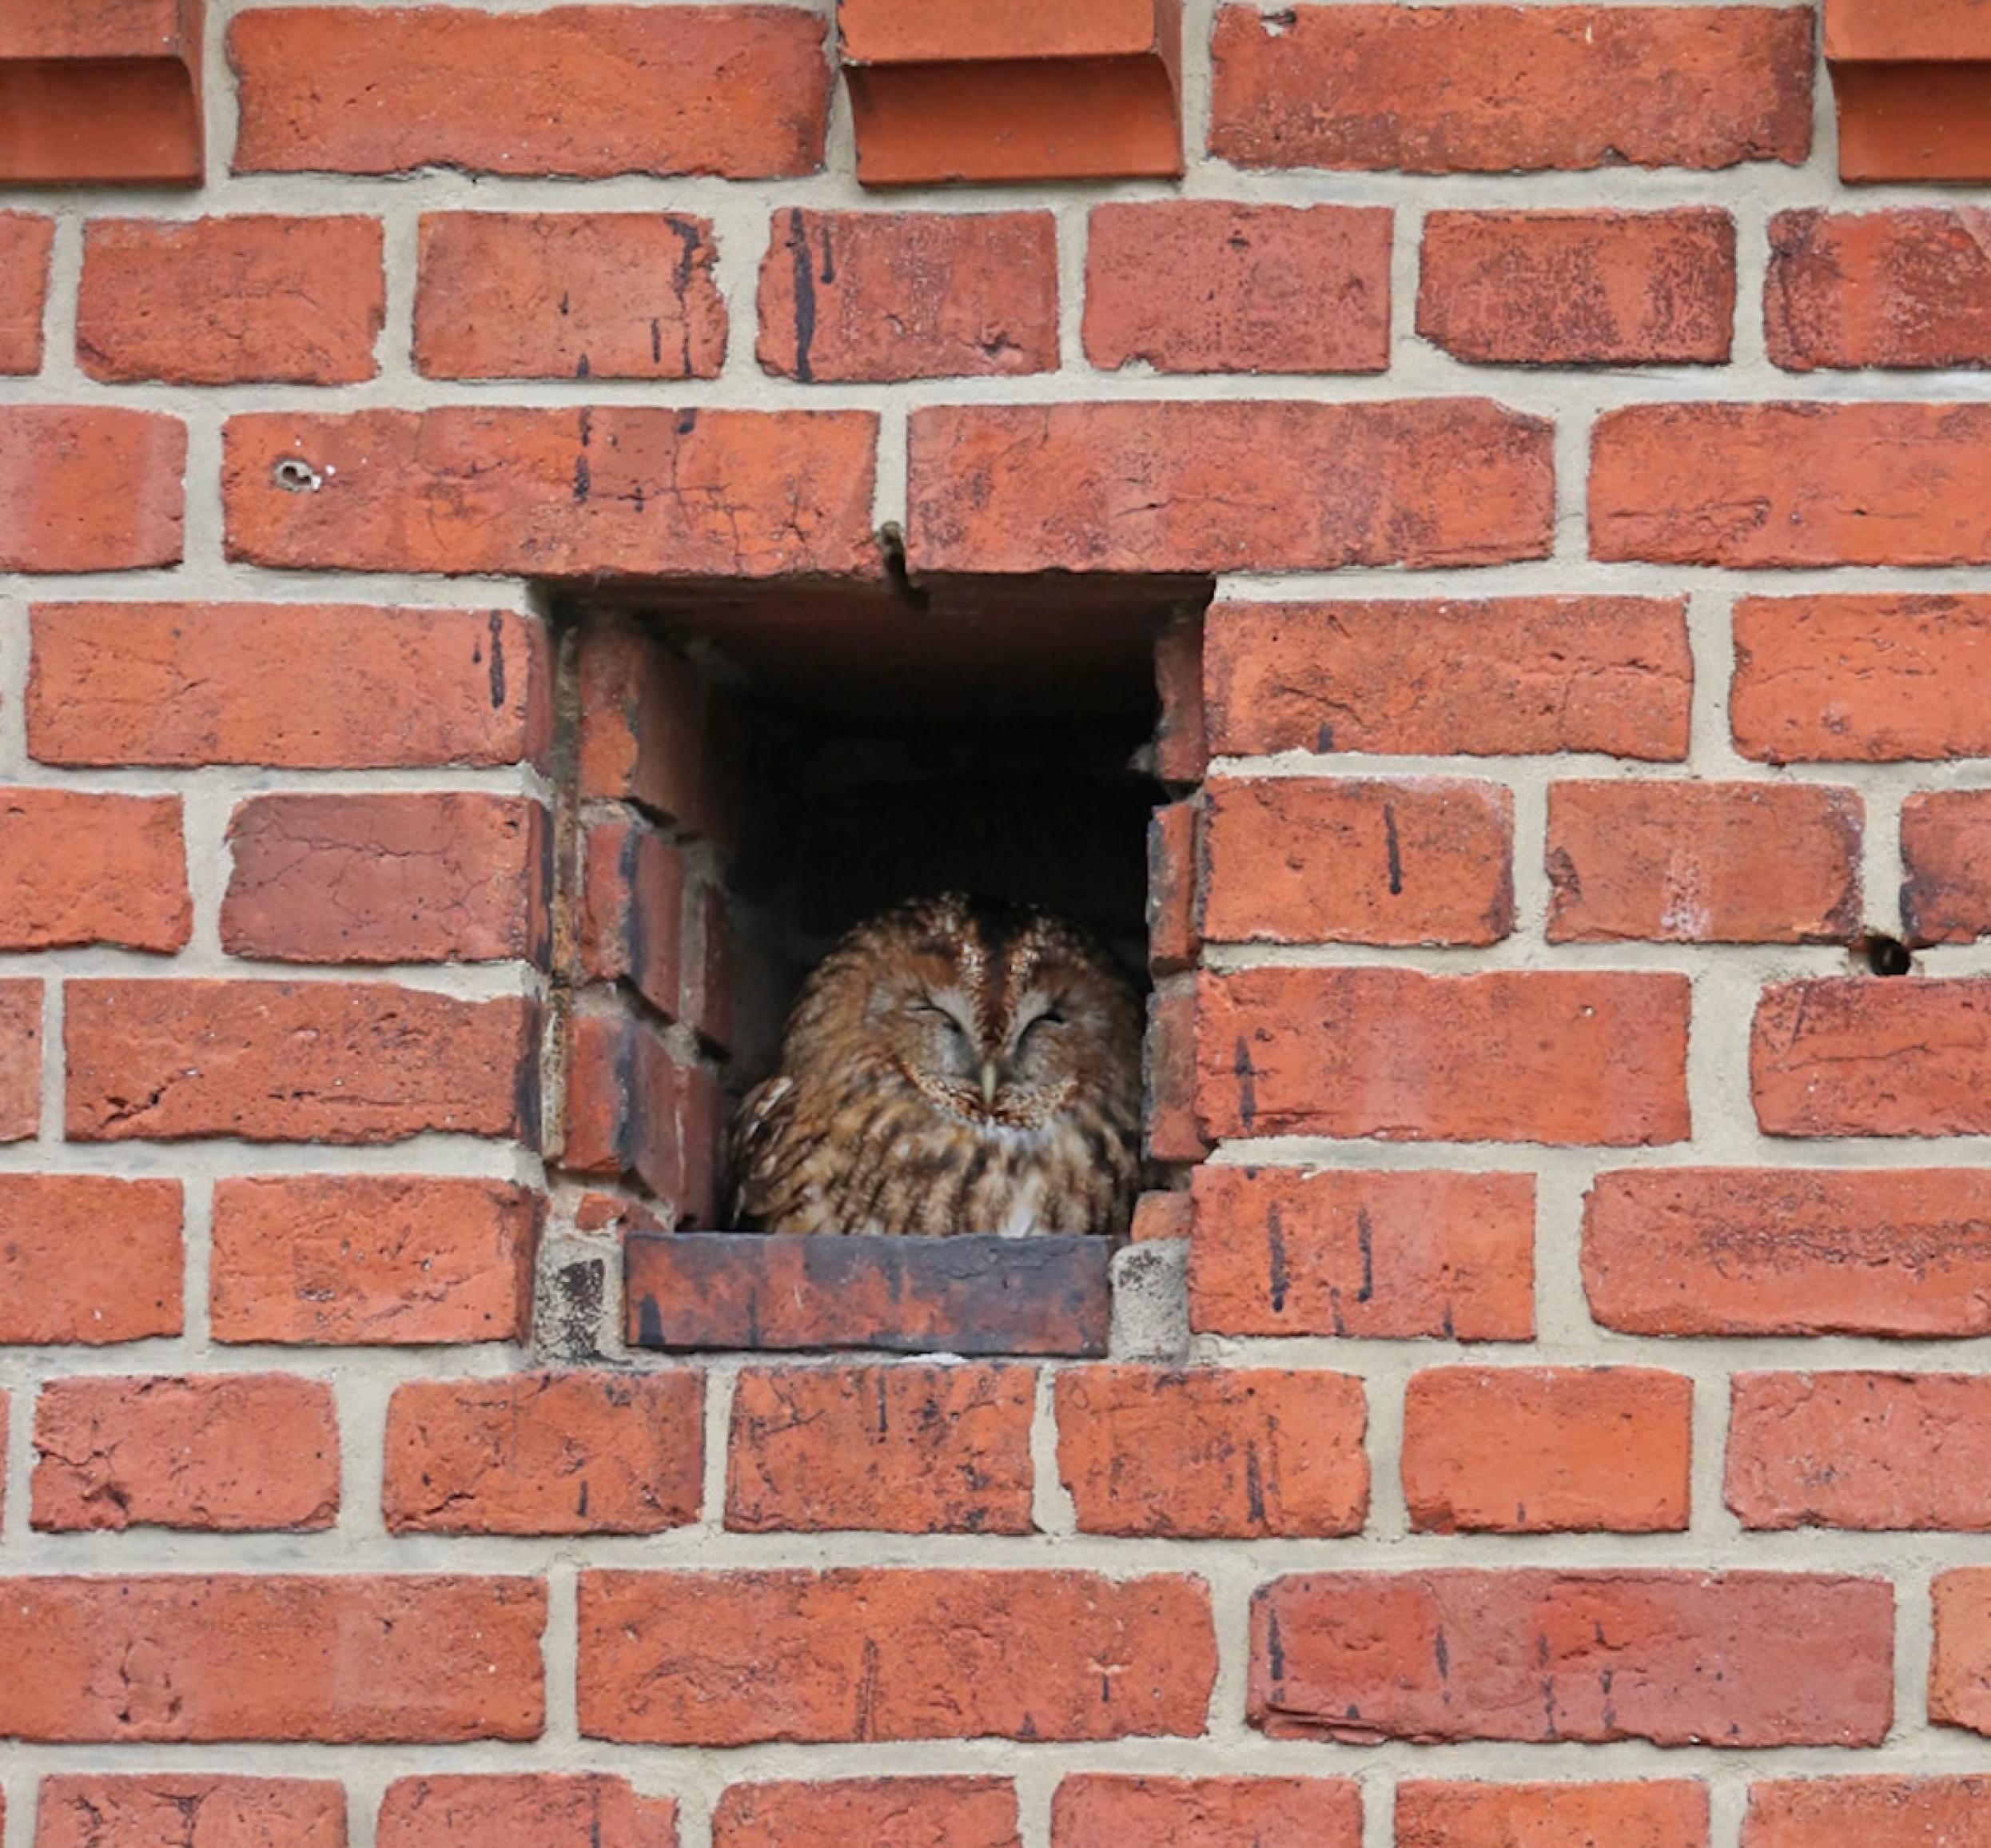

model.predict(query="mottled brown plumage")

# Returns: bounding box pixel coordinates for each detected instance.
[730,895,1144,1237]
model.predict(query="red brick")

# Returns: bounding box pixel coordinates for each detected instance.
[1403,1368,1691,1534]
[1190,1166,1535,1340]
[0,790,189,953]
[1728,1372,1991,1531]
[1420,209,1734,365]
[222,794,548,966]
[759,209,1057,383]
[210,1175,536,1345]
[1768,209,1991,371]
[1129,1190,1193,1244]
[1933,1571,1991,1734]
[576,626,735,840]
[231,6,830,177]
[1153,614,1207,784]
[727,1364,1034,1535]
[0,1575,544,1742]
[908,400,1553,575]
[1397,1782,1710,1848]
[1210,6,1813,172]
[1052,1776,1360,1848]
[1733,595,1991,763]
[0,213,53,373]
[1754,978,1991,1137]
[578,1568,1216,1743]
[66,979,536,1144]
[385,1371,701,1535]
[1250,1571,1892,1746]
[1202,775,1514,946]
[1056,1366,1367,1539]
[1547,782,1862,944]
[582,817,685,1018]
[0,1176,181,1345]
[563,1010,684,1201]
[1198,967,1690,1145]
[0,408,183,572]
[1593,404,1991,567]
[715,1780,1017,1848]
[1584,1168,1991,1337]
[32,1375,337,1533]
[1904,791,1991,945]
[416,211,725,381]
[225,408,878,579]
[35,1778,348,1848]
[1147,799,1200,976]
[378,1777,674,1848]
[1084,201,1390,375]
[1205,598,1691,761]
[78,216,383,384]
[29,603,548,770]
[1145,976,1205,1165]
[1744,1778,1991,1847]
[0,978,38,1141]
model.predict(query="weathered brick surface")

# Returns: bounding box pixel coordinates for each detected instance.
[1767,209,1991,370]
[376,1775,675,1848]
[32,1375,340,1532]
[0,1576,545,1741]
[577,1570,1216,1743]
[0,213,54,373]
[1052,1776,1361,1847]
[714,1780,1017,1848]
[582,816,687,1018]
[0,791,189,952]
[0,978,35,1141]
[1743,1778,1991,1847]
[1902,791,1991,945]
[0,408,184,571]
[1084,201,1391,375]
[1932,1571,1991,1736]
[34,1778,348,1848]
[78,216,384,384]
[1250,1571,1892,1746]
[1397,1782,1710,1848]
[0,1176,182,1345]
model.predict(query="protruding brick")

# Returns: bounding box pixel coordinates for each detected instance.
[1250,1571,1892,1746]
[66,980,536,1144]
[1202,775,1514,946]
[78,216,384,384]
[1733,595,1991,763]
[1398,1782,1710,1848]
[582,817,686,1018]
[231,6,830,177]
[225,408,879,579]
[0,408,183,572]
[416,211,725,380]
[1420,209,1735,364]
[0,214,54,373]
[0,978,38,1141]
[759,209,1057,383]
[727,1364,1035,1535]
[1084,201,1390,375]
[908,400,1554,575]
[1584,1168,1991,1337]
[1198,967,1690,1145]
[1744,1778,1991,1847]
[1403,1368,1692,1534]
[1205,598,1691,761]
[1547,782,1862,944]
[1728,1372,1991,1531]
[377,1776,675,1848]
[0,1575,545,1742]
[1933,1571,1991,1735]
[35,1778,348,1848]
[0,791,188,953]
[1190,1166,1535,1340]
[1210,5,1813,173]
[1768,209,1991,371]
[385,1372,702,1535]
[1754,978,1991,1137]
[29,603,548,770]
[222,794,548,966]
[1594,404,1991,567]
[715,1780,1017,1848]
[1056,1366,1368,1538]
[578,1568,1217,1743]
[211,1176,537,1345]
[0,1176,181,1345]
[1903,791,1991,945]
[1052,1776,1360,1847]
[33,1375,339,1532]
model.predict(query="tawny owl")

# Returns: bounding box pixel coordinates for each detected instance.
[729,894,1145,1237]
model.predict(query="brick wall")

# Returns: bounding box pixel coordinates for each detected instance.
[6,2,1991,1845]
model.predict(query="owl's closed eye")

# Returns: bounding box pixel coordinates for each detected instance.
[729,894,1145,1237]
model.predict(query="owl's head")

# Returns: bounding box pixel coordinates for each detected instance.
[794,894,1143,1133]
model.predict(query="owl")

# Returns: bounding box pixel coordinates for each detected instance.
[729,894,1145,1237]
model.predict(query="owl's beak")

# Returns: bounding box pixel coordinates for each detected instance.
[979,1060,1000,1108]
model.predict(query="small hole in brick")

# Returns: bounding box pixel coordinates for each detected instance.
[272,457,322,493]
[1862,933,1913,978]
